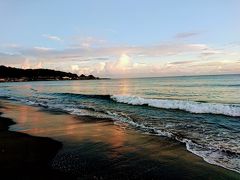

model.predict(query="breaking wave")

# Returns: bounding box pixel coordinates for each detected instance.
[1,92,240,173]
[111,95,240,117]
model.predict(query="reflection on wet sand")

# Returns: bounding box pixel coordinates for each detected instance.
[2,101,127,151]
[1,101,239,179]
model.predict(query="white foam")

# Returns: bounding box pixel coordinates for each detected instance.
[106,111,240,173]
[111,95,240,117]
[5,95,240,173]
[182,138,240,174]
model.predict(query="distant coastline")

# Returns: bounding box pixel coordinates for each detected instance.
[0,65,108,82]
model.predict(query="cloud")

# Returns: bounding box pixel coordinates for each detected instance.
[175,32,200,39]
[3,42,211,63]
[105,54,132,74]
[1,40,240,77]
[201,49,222,56]
[2,43,21,49]
[168,60,196,65]
[70,54,148,77]
[33,46,54,51]
[0,42,214,60]
[70,36,107,48]
[42,34,62,41]
[21,58,43,69]
[71,64,80,71]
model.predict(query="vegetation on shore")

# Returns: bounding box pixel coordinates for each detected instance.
[0,65,99,82]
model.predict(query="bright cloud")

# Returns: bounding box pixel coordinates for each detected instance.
[105,54,132,73]
[21,59,43,69]
[1,40,240,77]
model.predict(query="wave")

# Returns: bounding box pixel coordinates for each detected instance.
[1,92,240,117]
[111,95,240,117]
[2,93,240,173]
[105,111,240,173]
[53,92,111,100]
[0,95,11,100]
[181,138,240,173]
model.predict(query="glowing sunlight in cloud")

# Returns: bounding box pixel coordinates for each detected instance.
[106,54,132,73]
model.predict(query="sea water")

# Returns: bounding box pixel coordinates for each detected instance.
[0,74,240,173]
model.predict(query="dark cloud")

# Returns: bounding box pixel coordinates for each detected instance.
[169,60,196,65]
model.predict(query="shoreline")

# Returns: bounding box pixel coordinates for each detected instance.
[0,78,110,83]
[0,100,239,179]
[0,111,74,179]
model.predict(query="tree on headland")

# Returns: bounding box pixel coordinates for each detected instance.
[0,65,98,82]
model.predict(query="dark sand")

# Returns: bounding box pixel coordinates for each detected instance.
[0,112,74,179]
[0,100,240,180]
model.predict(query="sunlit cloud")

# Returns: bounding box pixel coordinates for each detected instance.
[2,42,213,62]
[21,59,43,69]
[1,40,240,77]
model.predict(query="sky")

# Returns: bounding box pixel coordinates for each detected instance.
[0,0,240,77]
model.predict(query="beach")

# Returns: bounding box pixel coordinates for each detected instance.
[1,0,240,179]
[0,109,72,179]
[0,100,239,179]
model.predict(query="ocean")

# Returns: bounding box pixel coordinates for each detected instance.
[1,74,240,173]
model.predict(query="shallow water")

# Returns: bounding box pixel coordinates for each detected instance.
[0,74,240,173]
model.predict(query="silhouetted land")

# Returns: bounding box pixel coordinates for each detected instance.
[0,65,99,82]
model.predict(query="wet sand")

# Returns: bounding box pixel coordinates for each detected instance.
[0,113,74,179]
[0,100,239,179]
